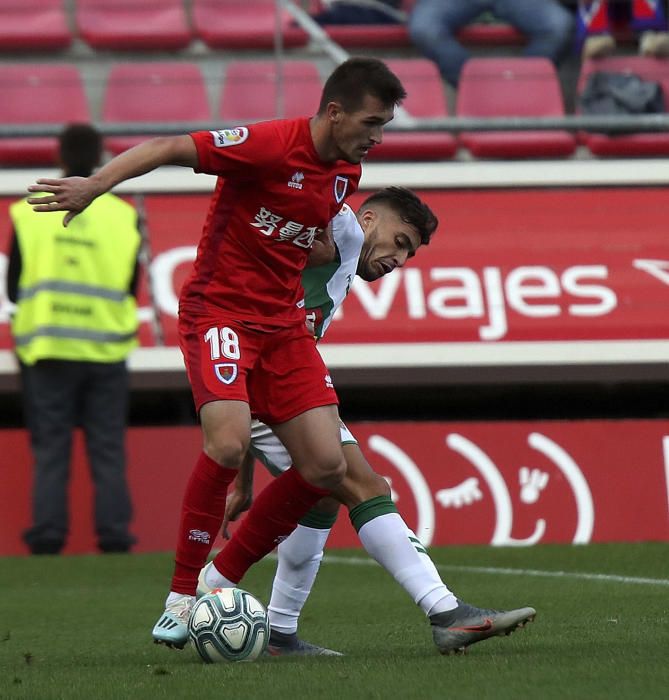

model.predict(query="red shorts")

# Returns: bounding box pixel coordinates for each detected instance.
[178,314,338,424]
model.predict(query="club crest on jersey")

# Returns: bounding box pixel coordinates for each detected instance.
[288,171,304,190]
[214,363,238,384]
[210,127,249,147]
[334,175,348,203]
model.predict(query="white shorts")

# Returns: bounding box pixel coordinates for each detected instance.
[249,418,357,476]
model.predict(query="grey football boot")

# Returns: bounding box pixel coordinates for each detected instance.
[430,600,536,655]
[266,629,343,657]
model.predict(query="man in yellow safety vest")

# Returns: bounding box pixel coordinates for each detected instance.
[7,124,141,554]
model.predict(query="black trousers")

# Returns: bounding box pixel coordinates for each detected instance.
[20,359,135,553]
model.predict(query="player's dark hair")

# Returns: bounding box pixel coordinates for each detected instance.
[359,187,438,245]
[58,123,102,177]
[318,57,406,114]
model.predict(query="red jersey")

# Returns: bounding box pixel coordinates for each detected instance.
[181,118,361,327]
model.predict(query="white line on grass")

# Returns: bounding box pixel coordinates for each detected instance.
[320,554,669,587]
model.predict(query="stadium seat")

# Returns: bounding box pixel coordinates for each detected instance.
[102,63,211,156]
[577,56,669,157]
[220,60,322,122]
[192,0,309,50]
[0,0,72,51]
[367,59,457,161]
[0,64,89,166]
[76,0,192,51]
[456,57,576,159]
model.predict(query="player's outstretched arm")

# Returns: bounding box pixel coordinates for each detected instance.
[27,135,198,227]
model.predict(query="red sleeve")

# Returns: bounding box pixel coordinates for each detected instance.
[190,122,283,178]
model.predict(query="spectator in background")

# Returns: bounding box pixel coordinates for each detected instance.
[312,0,404,25]
[578,0,669,59]
[7,124,140,555]
[408,0,575,87]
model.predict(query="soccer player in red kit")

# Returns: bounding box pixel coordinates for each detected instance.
[27,57,407,649]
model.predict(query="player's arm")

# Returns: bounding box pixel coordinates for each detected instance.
[27,135,197,227]
[306,222,335,267]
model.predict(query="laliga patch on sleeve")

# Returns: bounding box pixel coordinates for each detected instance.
[210,127,249,147]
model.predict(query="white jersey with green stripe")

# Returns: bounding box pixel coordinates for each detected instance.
[301,203,363,341]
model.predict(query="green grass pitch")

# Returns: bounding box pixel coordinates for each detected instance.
[1,543,668,700]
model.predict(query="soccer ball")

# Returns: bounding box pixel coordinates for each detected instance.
[188,587,269,663]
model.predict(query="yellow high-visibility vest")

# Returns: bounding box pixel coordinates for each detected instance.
[10,193,141,365]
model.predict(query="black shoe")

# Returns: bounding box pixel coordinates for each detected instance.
[99,538,135,554]
[27,540,64,555]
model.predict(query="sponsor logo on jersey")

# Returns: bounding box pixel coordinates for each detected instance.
[334,175,348,203]
[288,171,304,190]
[215,362,238,384]
[210,127,249,147]
[188,529,210,544]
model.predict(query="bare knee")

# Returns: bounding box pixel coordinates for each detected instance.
[203,435,247,469]
[300,454,347,491]
[333,470,391,509]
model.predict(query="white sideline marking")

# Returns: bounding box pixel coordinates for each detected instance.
[320,553,669,588]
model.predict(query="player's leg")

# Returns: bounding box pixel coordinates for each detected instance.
[265,498,341,656]
[209,403,346,585]
[337,442,536,655]
[153,317,257,648]
[152,399,250,648]
[207,325,346,587]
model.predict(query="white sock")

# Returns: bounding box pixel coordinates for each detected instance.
[165,591,194,607]
[267,525,332,634]
[358,513,458,616]
[204,561,236,590]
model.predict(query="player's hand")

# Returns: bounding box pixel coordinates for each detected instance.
[221,488,253,540]
[27,177,97,227]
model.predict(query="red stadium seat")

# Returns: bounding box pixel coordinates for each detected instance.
[0,64,89,166]
[102,63,211,156]
[193,0,309,50]
[220,60,322,122]
[367,59,457,161]
[76,0,192,51]
[458,22,525,46]
[577,56,669,157]
[456,57,576,159]
[0,0,72,51]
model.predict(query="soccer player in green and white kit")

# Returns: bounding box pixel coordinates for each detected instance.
[199,187,536,656]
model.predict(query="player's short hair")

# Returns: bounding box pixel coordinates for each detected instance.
[359,187,438,246]
[318,57,406,114]
[58,123,102,177]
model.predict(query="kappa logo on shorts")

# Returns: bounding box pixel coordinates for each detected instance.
[325,373,334,388]
[215,363,238,384]
[210,127,249,147]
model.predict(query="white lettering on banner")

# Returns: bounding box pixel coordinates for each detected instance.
[343,265,617,340]
[151,246,197,318]
[375,431,594,547]
[518,467,549,504]
[146,248,620,334]
[633,259,669,287]
[446,434,546,546]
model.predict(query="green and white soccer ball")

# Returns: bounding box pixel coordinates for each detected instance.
[188,587,269,663]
